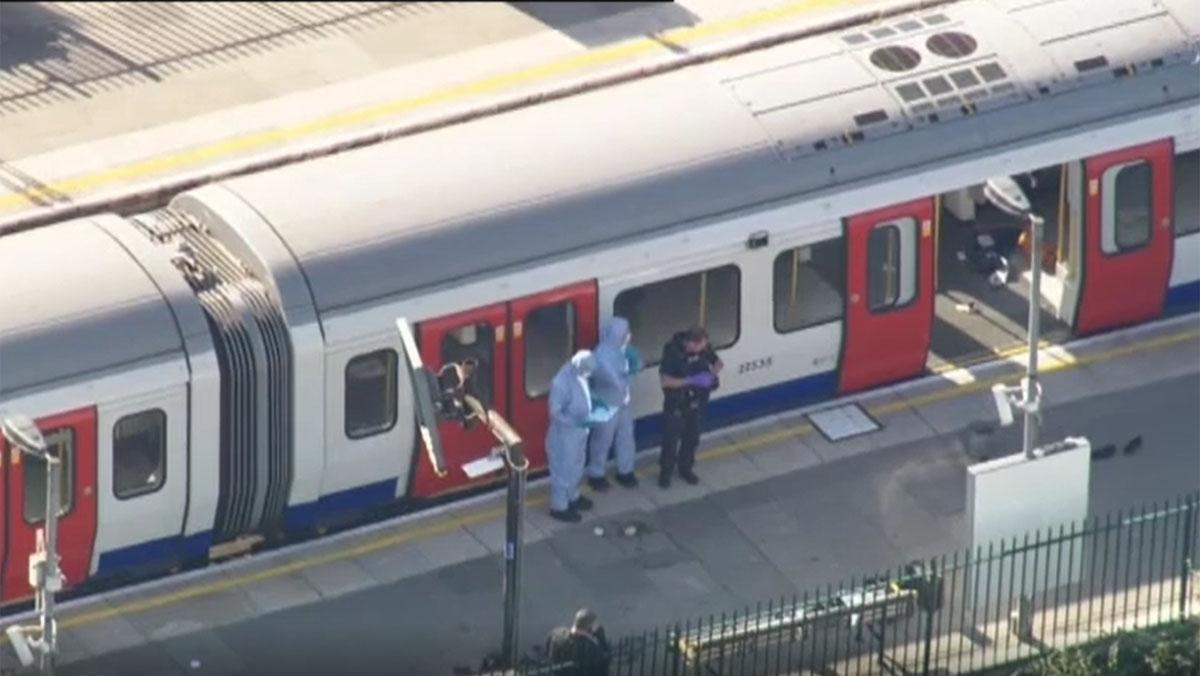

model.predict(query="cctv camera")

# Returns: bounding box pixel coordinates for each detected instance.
[6,625,34,667]
[991,383,1015,427]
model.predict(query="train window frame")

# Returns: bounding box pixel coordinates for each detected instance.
[772,237,846,334]
[23,427,75,525]
[523,301,578,399]
[113,409,168,500]
[344,349,399,440]
[614,264,741,369]
[1173,150,1199,238]
[1100,160,1153,256]
[866,217,918,314]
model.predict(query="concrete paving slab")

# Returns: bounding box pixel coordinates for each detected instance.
[409,525,490,568]
[65,604,149,656]
[125,586,256,642]
[695,447,770,492]
[241,571,321,614]
[296,557,375,600]
[356,541,438,584]
[158,628,248,675]
[744,434,823,477]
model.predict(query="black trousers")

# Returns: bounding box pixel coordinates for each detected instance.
[660,403,702,478]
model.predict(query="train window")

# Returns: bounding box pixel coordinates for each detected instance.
[23,428,74,524]
[615,265,740,367]
[1101,160,1152,254]
[344,349,398,439]
[114,409,167,499]
[441,323,495,409]
[524,303,576,399]
[867,218,917,312]
[1174,150,1199,237]
[773,237,845,333]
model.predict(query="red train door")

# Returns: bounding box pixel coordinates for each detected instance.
[509,281,598,472]
[2,407,97,603]
[1075,139,1174,336]
[409,281,598,499]
[410,303,510,499]
[839,197,935,394]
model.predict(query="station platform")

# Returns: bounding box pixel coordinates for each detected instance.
[3,313,1196,675]
[0,0,917,224]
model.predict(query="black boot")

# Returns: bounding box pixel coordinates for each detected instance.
[587,476,610,492]
[615,472,639,488]
[571,496,594,512]
[550,508,582,523]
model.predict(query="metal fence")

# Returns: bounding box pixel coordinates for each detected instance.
[486,493,1199,675]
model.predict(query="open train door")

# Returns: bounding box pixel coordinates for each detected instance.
[1,408,97,603]
[1075,139,1174,336]
[839,197,935,394]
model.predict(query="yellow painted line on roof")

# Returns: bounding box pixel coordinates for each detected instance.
[0,0,868,214]
[5,323,1190,641]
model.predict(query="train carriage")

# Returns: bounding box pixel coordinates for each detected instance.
[0,0,1196,601]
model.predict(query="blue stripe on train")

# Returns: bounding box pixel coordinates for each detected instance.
[95,531,212,577]
[97,480,397,573]
[1166,280,1200,315]
[283,478,398,532]
[634,369,839,450]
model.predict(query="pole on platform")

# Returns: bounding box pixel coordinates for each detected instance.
[1021,213,1044,460]
[501,442,528,669]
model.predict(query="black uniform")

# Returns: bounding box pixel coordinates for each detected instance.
[658,331,719,480]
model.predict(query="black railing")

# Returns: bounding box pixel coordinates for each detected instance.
[480,493,1199,675]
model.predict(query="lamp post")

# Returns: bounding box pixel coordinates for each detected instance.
[2,414,61,676]
[983,176,1045,459]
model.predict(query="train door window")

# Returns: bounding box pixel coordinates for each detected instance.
[1101,160,1152,253]
[113,409,167,499]
[524,302,576,398]
[441,323,495,408]
[23,428,75,523]
[773,236,845,332]
[614,265,740,367]
[1174,150,1199,237]
[867,218,917,312]
[344,349,398,439]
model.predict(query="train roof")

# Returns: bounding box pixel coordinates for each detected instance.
[204,0,1200,315]
[0,218,185,396]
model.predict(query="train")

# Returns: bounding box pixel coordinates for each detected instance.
[0,0,1197,604]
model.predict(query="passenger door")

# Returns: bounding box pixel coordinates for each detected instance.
[839,198,935,394]
[410,281,597,499]
[1075,139,1174,335]
[2,407,98,603]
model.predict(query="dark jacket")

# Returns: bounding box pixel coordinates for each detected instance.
[658,331,720,411]
[547,626,611,675]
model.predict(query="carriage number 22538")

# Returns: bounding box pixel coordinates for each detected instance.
[737,356,773,375]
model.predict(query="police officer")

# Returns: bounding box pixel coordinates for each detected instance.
[657,326,722,488]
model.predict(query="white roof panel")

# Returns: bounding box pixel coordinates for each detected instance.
[0,219,183,395]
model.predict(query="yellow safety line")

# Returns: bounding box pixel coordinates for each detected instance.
[7,324,1193,638]
[0,0,864,214]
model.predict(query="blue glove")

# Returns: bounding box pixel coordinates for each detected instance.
[685,371,717,389]
[624,346,643,375]
[586,404,617,425]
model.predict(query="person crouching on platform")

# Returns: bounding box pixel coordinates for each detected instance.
[657,326,722,489]
[546,350,599,522]
[586,316,641,491]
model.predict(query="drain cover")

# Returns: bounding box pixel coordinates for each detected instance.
[807,403,880,442]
